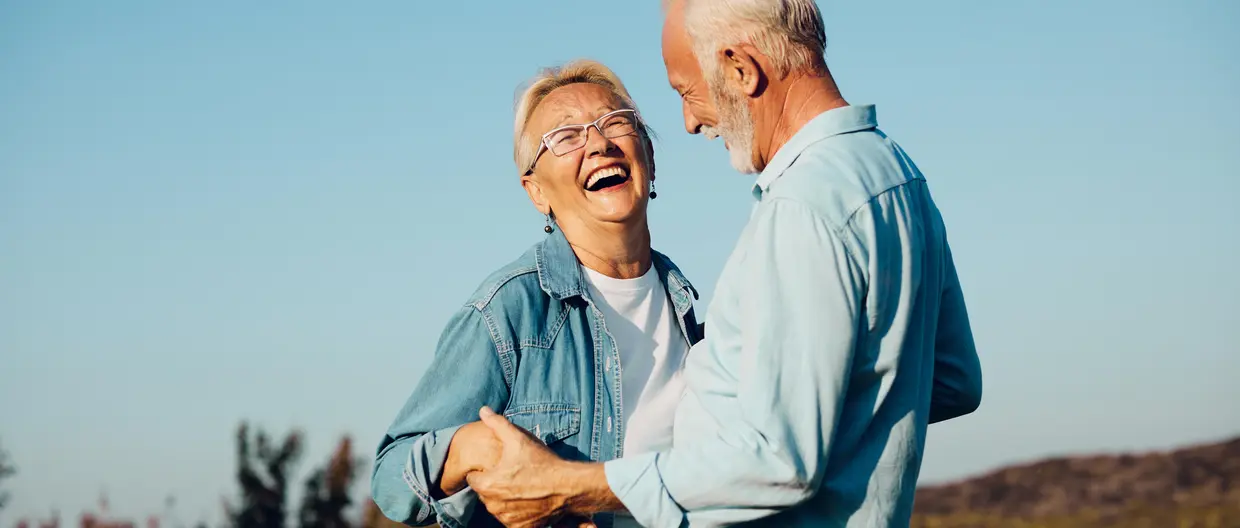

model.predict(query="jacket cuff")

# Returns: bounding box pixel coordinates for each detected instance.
[405,424,477,527]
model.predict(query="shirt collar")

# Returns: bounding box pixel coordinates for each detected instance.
[752,104,879,198]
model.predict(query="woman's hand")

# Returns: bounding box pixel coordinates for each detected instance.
[436,420,502,497]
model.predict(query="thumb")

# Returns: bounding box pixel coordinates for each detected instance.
[479,406,524,441]
[464,470,488,493]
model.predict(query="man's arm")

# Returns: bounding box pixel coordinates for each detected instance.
[371,306,509,528]
[928,240,983,423]
[602,198,865,527]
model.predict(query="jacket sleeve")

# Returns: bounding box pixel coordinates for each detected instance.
[370,305,510,528]
[928,240,983,423]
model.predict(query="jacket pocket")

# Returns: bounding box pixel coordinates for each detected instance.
[503,403,582,445]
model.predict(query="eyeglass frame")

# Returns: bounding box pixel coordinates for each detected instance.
[523,108,645,176]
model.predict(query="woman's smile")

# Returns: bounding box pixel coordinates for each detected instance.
[584,164,631,193]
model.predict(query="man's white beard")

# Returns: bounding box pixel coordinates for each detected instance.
[702,74,759,175]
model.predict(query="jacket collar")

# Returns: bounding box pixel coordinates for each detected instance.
[534,227,697,303]
[534,228,585,301]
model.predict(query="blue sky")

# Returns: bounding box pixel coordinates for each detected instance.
[2,0,1237,525]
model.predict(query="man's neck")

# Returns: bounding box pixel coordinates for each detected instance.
[758,69,849,169]
[560,220,652,280]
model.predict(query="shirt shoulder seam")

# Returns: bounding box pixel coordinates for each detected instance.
[756,196,863,269]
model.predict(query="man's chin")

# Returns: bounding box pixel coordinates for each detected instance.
[729,148,759,174]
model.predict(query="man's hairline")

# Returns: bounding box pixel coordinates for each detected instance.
[661,0,830,81]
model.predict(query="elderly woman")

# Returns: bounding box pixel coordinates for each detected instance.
[370,60,703,528]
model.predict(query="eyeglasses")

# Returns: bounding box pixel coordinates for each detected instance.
[524,109,642,175]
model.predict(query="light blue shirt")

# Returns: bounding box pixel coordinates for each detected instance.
[603,105,983,528]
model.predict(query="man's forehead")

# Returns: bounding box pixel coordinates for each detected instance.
[661,37,700,90]
[660,3,686,54]
[660,8,695,78]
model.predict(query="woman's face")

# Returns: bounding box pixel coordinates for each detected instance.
[522,83,654,233]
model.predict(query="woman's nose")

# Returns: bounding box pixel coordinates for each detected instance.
[584,125,619,157]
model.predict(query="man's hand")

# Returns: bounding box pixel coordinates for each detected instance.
[466,406,607,528]
[437,421,502,497]
[551,516,597,528]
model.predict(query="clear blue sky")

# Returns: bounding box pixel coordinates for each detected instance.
[2,0,1237,525]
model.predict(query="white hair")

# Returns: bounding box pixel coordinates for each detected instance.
[667,0,827,79]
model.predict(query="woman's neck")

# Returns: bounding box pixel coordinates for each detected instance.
[563,220,652,280]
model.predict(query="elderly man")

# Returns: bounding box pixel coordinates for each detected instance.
[466,1,984,527]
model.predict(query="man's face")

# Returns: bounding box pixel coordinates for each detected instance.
[661,3,759,174]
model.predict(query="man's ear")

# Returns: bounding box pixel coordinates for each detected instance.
[521,175,550,215]
[719,44,765,97]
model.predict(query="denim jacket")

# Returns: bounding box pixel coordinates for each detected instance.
[371,228,704,528]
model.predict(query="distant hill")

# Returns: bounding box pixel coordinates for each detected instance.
[911,435,1240,527]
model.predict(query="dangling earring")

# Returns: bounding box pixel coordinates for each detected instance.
[544,214,553,233]
[650,180,658,200]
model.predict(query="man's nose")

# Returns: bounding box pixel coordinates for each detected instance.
[683,100,702,134]
[584,125,619,157]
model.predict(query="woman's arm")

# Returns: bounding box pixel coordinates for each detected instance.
[371,305,510,528]
[436,420,501,497]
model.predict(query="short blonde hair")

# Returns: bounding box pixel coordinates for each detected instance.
[512,59,652,176]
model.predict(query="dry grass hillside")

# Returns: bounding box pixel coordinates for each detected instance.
[910,436,1240,527]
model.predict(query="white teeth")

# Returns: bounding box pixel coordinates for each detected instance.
[586,166,628,189]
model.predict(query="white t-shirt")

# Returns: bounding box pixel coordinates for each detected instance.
[581,264,689,458]
[582,264,688,528]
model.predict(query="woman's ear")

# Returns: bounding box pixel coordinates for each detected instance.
[643,134,657,177]
[521,174,551,215]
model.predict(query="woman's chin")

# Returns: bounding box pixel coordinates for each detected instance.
[586,201,646,226]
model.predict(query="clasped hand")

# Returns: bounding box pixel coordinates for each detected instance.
[454,406,595,528]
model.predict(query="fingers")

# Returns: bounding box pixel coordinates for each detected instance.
[479,406,525,441]
[551,516,597,528]
[479,405,504,423]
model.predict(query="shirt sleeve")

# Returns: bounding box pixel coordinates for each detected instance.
[370,305,510,528]
[604,198,866,528]
[928,239,983,423]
